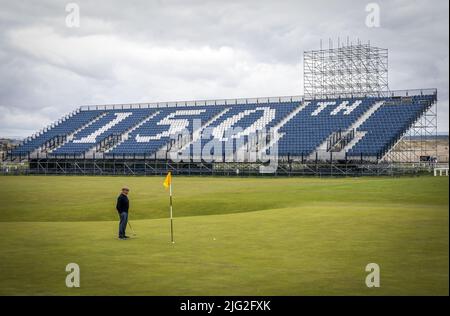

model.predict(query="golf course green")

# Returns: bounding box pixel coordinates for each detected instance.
[0,175,448,295]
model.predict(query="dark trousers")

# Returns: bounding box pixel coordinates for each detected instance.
[118,212,128,238]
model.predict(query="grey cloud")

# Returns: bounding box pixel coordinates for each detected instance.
[0,0,448,138]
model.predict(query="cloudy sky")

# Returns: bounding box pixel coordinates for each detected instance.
[0,0,448,138]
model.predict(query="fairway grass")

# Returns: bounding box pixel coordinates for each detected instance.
[0,176,448,295]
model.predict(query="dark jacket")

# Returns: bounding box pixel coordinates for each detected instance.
[116,193,129,213]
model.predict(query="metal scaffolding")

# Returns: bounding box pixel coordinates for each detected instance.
[304,41,389,99]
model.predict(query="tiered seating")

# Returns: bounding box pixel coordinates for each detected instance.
[51,109,155,155]
[11,93,436,160]
[348,97,432,157]
[106,106,223,156]
[277,98,378,156]
[11,110,104,155]
[183,102,298,158]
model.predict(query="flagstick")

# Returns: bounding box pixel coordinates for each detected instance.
[169,183,174,243]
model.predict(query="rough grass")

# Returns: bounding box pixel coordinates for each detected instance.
[0,175,448,295]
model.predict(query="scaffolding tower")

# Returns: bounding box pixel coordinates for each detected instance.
[303,41,389,99]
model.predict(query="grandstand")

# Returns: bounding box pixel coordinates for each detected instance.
[6,89,437,175]
[4,43,440,176]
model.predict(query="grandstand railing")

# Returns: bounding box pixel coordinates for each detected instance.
[79,95,305,111]
[310,88,437,101]
[77,88,437,111]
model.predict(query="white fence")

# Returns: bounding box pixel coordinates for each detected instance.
[434,167,449,176]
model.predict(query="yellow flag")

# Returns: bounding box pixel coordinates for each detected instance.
[163,171,172,189]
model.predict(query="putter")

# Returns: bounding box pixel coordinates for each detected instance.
[127,220,137,236]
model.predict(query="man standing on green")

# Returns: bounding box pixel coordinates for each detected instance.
[116,186,130,240]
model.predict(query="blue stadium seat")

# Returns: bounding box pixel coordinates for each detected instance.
[11,110,104,155]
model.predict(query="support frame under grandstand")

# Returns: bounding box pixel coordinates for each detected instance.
[14,155,436,177]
